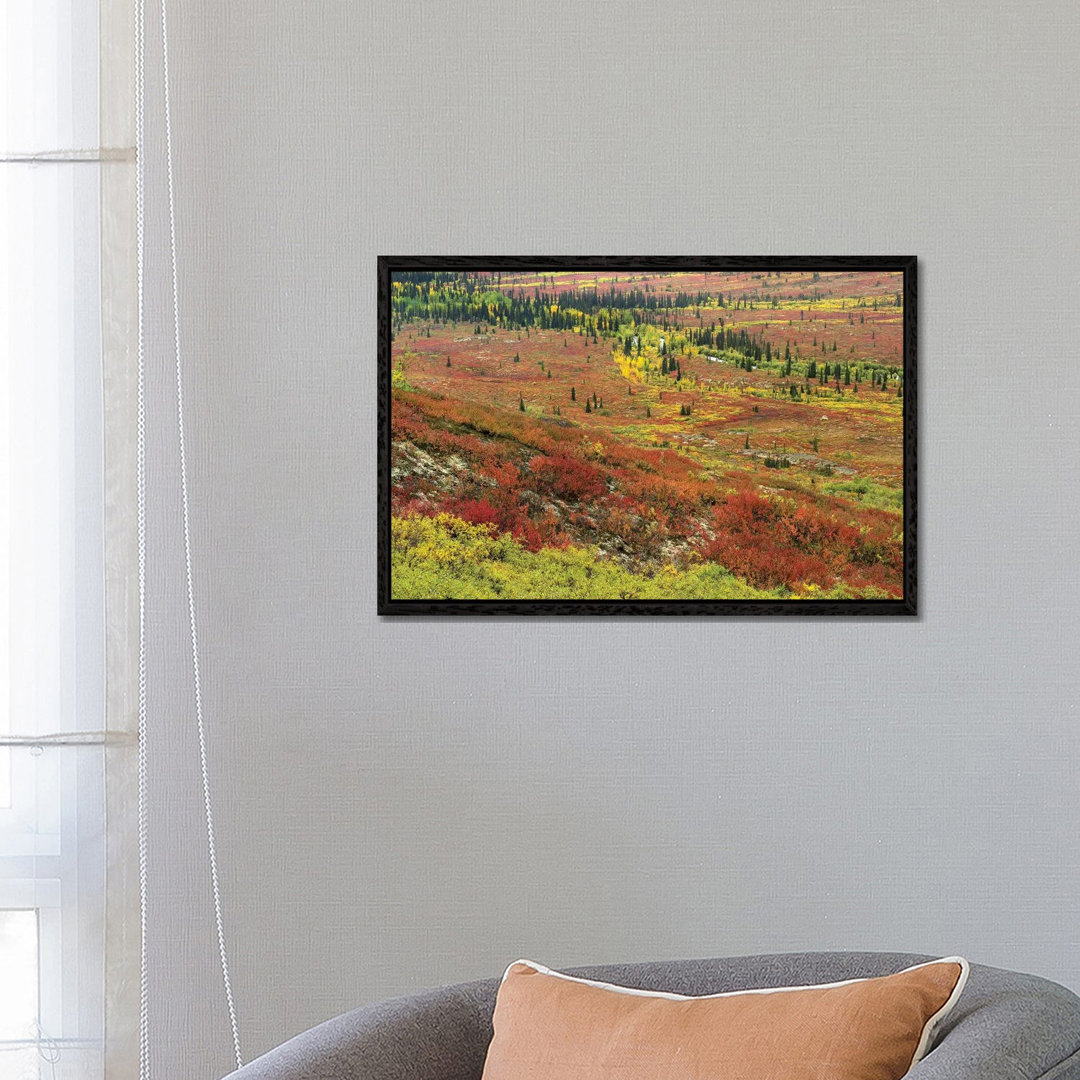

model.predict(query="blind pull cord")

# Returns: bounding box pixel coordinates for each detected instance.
[134,0,151,1072]
[136,0,244,1072]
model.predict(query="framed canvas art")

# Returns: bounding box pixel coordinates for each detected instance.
[378,257,916,616]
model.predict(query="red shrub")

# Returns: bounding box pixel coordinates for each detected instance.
[699,489,903,594]
[528,451,608,501]
[448,497,502,531]
[441,495,567,553]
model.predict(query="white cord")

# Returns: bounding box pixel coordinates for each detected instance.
[134,0,151,1073]
[158,0,244,1068]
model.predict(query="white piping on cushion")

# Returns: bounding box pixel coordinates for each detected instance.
[909,957,969,1066]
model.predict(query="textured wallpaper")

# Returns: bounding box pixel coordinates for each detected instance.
[136,1,1080,1076]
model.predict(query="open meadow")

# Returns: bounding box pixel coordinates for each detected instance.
[387,268,906,602]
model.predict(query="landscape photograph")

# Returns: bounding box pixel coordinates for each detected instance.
[380,260,914,613]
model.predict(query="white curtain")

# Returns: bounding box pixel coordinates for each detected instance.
[1,2,138,1077]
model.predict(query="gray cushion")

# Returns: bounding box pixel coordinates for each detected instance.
[222,952,1080,1080]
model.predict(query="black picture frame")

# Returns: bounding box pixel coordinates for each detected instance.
[379,256,916,616]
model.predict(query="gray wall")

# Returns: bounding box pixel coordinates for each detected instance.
[139,1,1080,1076]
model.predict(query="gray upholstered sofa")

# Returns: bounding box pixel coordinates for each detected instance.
[223,952,1080,1079]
